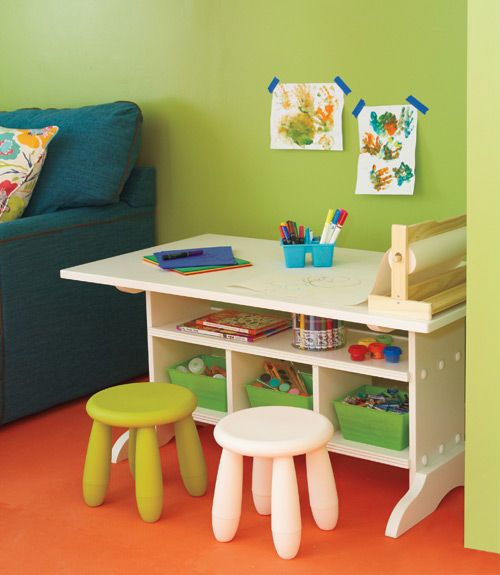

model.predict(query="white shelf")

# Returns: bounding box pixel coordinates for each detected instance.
[149,322,410,382]
[193,406,226,425]
[328,431,410,469]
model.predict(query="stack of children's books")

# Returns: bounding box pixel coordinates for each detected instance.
[143,245,252,276]
[177,309,292,342]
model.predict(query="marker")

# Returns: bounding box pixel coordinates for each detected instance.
[287,220,298,244]
[305,227,311,244]
[300,313,305,350]
[281,225,291,244]
[329,210,348,245]
[326,209,342,243]
[319,208,334,244]
[299,225,304,244]
[162,249,203,261]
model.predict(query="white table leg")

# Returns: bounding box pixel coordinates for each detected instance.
[212,448,243,542]
[252,457,272,515]
[386,448,464,538]
[111,424,175,464]
[306,447,338,530]
[271,456,301,560]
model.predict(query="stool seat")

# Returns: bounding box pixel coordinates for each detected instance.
[86,382,197,428]
[214,406,333,458]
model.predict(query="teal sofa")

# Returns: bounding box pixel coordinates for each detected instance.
[0,102,155,424]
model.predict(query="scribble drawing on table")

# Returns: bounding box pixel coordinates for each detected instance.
[270,83,344,151]
[229,275,362,300]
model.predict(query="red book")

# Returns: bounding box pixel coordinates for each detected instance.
[176,321,291,342]
[194,309,291,336]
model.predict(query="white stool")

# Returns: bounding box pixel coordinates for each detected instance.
[211,406,338,559]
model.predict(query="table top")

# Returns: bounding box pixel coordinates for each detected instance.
[60,234,465,333]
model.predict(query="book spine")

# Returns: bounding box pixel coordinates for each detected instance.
[196,320,253,334]
[176,325,224,338]
[196,320,289,336]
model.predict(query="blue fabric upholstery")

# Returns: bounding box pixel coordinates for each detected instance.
[0,101,142,215]
[120,166,156,208]
[0,167,155,424]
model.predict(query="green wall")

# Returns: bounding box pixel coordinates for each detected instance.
[2,0,466,251]
[465,0,500,555]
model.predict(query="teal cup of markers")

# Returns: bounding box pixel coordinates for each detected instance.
[292,314,345,351]
[281,240,334,268]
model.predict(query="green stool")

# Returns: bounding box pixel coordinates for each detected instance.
[83,382,207,522]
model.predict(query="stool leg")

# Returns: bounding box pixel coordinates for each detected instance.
[306,447,338,530]
[135,427,163,522]
[271,456,301,560]
[252,457,272,515]
[128,428,137,478]
[212,448,243,542]
[83,420,112,507]
[174,416,207,496]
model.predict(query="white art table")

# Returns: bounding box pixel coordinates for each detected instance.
[61,234,466,538]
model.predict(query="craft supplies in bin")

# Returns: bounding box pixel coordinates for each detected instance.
[292,314,345,351]
[333,385,409,450]
[246,360,313,410]
[278,210,349,268]
[167,354,227,411]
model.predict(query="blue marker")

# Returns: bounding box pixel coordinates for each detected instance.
[281,225,291,244]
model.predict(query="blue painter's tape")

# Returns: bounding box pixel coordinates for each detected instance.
[268,77,280,93]
[352,99,366,118]
[406,95,429,115]
[333,76,351,95]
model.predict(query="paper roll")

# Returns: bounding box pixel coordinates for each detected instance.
[389,227,466,274]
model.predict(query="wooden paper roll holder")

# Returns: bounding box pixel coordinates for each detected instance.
[368,215,466,321]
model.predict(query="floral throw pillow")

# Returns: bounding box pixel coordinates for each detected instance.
[0,125,58,222]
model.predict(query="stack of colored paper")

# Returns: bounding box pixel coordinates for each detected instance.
[143,245,252,275]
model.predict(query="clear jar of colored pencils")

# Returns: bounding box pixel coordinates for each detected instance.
[292,314,345,351]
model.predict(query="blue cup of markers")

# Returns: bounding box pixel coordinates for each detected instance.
[281,240,334,268]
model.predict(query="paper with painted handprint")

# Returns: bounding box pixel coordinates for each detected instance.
[355,105,417,195]
[270,83,344,151]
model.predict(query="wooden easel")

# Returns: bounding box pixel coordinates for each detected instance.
[369,215,466,320]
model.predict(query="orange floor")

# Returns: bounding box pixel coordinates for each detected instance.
[1,399,498,575]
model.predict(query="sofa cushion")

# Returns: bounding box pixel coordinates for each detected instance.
[0,126,58,222]
[0,101,142,215]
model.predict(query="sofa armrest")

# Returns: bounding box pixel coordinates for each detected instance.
[120,167,156,207]
[0,202,154,424]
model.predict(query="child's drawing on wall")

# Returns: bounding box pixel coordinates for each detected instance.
[355,105,417,195]
[270,83,344,151]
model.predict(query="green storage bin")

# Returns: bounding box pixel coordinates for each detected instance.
[245,370,313,410]
[166,355,227,412]
[333,385,409,451]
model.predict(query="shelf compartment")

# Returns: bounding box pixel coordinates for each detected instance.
[150,320,410,382]
[150,337,229,419]
[315,367,409,467]
[227,351,313,411]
